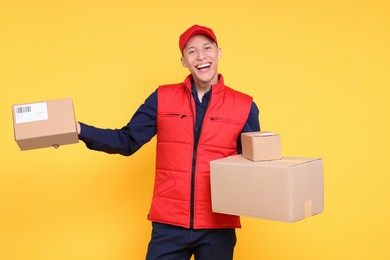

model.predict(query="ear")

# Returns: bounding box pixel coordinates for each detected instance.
[181,56,188,68]
[218,47,222,60]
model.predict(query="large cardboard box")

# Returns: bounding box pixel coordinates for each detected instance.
[241,131,282,161]
[12,97,79,151]
[210,155,324,223]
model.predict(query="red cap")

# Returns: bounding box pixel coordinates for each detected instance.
[179,25,218,53]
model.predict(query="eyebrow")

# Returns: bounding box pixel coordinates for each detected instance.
[185,42,214,51]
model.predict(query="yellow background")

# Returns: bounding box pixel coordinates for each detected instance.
[1,0,389,259]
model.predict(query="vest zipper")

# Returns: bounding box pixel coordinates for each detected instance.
[189,88,212,229]
[189,139,198,229]
[188,86,197,229]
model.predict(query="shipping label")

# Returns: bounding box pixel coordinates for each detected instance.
[14,102,49,124]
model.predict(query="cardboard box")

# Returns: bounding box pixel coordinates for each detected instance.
[210,155,324,223]
[242,131,282,161]
[12,97,79,151]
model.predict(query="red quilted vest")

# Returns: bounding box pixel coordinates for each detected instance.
[148,74,252,229]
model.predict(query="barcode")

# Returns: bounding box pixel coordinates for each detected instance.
[16,106,32,114]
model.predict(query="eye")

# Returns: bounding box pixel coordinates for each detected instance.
[204,44,213,51]
[188,49,197,55]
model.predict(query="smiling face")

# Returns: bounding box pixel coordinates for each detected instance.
[181,34,222,91]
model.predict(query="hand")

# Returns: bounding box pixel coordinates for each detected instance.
[76,121,81,135]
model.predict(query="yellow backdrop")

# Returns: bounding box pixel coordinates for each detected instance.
[1,0,389,259]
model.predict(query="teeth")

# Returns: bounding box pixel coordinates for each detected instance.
[197,63,211,69]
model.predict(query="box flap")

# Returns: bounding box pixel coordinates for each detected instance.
[211,155,321,168]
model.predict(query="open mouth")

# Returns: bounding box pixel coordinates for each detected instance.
[196,63,211,70]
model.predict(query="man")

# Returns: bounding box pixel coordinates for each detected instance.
[77,24,260,260]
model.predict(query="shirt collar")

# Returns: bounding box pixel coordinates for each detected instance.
[183,74,225,95]
[191,79,211,104]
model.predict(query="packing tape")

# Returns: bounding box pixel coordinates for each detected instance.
[250,132,276,137]
[305,200,313,218]
[276,159,310,164]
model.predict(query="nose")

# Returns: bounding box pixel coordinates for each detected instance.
[196,50,206,60]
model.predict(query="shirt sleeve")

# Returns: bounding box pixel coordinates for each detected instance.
[78,90,158,156]
[237,101,261,153]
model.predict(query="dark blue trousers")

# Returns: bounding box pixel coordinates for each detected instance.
[146,222,237,260]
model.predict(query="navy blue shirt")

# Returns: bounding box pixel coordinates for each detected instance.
[79,87,260,155]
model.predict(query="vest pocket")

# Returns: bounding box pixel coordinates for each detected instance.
[209,117,243,126]
[160,113,188,119]
[154,170,176,197]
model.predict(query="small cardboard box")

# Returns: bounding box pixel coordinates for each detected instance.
[242,131,281,161]
[210,155,324,223]
[12,97,79,151]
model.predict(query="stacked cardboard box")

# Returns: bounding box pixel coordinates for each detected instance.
[241,131,282,161]
[210,131,324,223]
[12,97,79,151]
